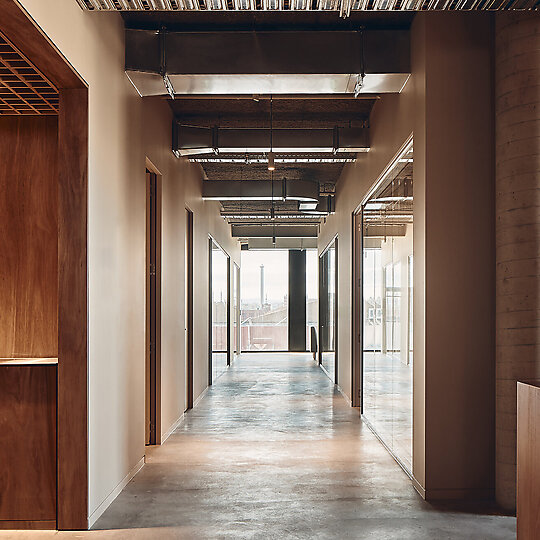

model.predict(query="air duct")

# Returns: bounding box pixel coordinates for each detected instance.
[174,124,369,156]
[232,224,318,238]
[125,30,410,97]
[202,179,319,203]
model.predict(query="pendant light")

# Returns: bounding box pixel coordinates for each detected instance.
[354,29,366,98]
[268,96,275,171]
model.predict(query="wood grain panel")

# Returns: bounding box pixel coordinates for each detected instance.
[517,381,540,540]
[0,520,56,530]
[57,88,88,530]
[0,366,56,523]
[0,116,58,358]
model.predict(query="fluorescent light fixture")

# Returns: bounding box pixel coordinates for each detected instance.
[299,202,318,211]
[189,157,357,164]
[182,148,368,156]
[371,196,413,202]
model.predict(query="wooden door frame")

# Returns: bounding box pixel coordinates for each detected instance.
[352,211,363,409]
[318,236,338,383]
[0,2,90,529]
[145,165,162,446]
[185,207,194,410]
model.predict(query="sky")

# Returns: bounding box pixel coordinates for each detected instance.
[240,249,318,304]
[210,247,319,305]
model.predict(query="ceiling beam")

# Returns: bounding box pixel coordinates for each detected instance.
[125,29,410,96]
[202,179,319,202]
[232,224,318,238]
[174,124,369,156]
[243,238,318,249]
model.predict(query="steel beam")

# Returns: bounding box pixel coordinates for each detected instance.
[232,224,318,237]
[245,237,318,249]
[202,179,319,202]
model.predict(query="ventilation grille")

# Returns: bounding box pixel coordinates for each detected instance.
[75,0,538,10]
[0,32,59,116]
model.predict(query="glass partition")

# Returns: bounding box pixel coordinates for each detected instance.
[233,263,239,357]
[306,250,318,351]
[319,239,337,382]
[240,250,289,351]
[362,140,413,471]
[210,240,229,383]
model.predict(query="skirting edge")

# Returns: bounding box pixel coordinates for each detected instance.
[161,413,186,444]
[87,456,145,529]
[193,386,209,408]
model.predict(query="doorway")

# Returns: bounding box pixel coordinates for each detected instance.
[146,169,161,445]
[209,238,230,384]
[232,263,240,360]
[185,208,194,411]
[358,139,414,472]
[319,238,338,383]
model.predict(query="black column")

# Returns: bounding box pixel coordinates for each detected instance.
[288,250,307,352]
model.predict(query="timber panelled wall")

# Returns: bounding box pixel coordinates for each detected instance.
[2,0,239,529]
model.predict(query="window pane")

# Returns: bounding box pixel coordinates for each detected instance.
[211,241,228,382]
[240,250,289,351]
[306,250,318,351]
[362,140,413,472]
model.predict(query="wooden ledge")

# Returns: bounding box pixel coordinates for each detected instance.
[0,358,58,366]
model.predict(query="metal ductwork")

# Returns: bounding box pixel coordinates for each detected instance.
[242,238,318,250]
[298,195,335,214]
[364,224,407,237]
[125,30,410,96]
[174,124,369,156]
[232,224,318,238]
[202,179,319,202]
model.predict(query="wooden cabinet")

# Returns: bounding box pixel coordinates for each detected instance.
[0,364,57,530]
[517,381,540,540]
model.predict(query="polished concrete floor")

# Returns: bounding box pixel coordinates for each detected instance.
[2,353,515,539]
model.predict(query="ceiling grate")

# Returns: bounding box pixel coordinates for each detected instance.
[75,0,538,9]
[0,32,59,116]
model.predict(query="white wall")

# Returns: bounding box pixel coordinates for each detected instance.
[143,98,240,436]
[16,0,238,525]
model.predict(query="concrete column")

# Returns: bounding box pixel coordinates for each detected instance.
[495,13,540,511]
[412,12,495,500]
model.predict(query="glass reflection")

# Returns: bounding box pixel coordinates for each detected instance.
[320,240,337,382]
[362,141,413,471]
[211,241,228,383]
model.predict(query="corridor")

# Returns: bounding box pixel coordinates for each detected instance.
[90,354,513,539]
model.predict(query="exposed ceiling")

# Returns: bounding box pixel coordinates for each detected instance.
[87,6,423,239]
[120,11,415,30]
[363,142,413,232]
[119,18,411,234]
[165,96,375,226]
[78,0,538,13]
